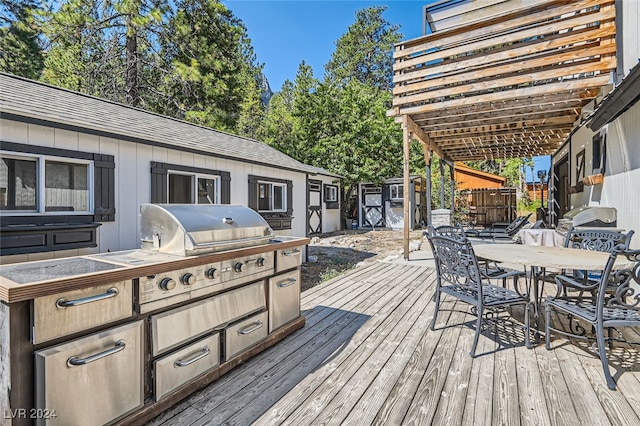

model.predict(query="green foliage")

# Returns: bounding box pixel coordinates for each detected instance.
[0,0,44,78]
[324,6,401,91]
[39,0,168,106]
[155,0,262,132]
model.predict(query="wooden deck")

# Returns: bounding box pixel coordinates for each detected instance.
[148,262,640,425]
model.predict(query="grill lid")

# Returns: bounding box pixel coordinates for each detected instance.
[140,204,273,256]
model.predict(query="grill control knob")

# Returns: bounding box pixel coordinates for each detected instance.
[234,262,246,273]
[159,278,176,291]
[256,257,265,267]
[206,267,219,279]
[181,273,196,286]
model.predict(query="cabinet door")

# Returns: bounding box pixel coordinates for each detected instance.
[154,333,220,400]
[34,321,144,426]
[225,311,268,360]
[269,269,301,332]
[33,281,132,344]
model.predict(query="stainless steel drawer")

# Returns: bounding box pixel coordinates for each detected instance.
[33,281,133,344]
[269,269,301,332]
[275,246,302,273]
[34,321,144,426]
[225,311,268,360]
[154,333,220,400]
[151,281,266,356]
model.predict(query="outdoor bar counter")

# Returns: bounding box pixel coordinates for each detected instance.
[0,236,309,426]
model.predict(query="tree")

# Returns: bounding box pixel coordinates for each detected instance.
[155,0,262,132]
[40,0,168,107]
[258,79,295,153]
[0,0,44,79]
[324,6,401,91]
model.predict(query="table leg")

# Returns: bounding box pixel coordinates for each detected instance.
[531,266,546,343]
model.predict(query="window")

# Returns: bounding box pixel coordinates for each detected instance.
[150,162,230,204]
[0,142,113,256]
[168,172,219,204]
[324,185,338,202]
[592,133,606,174]
[1,153,92,214]
[576,149,586,184]
[258,181,286,212]
[324,184,339,210]
[389,184,404,200]
[248,175,292,230]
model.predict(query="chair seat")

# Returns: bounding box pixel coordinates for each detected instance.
[546,297,640,324]
[442,283,527,307]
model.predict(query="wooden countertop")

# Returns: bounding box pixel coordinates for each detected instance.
[0,238,310,303]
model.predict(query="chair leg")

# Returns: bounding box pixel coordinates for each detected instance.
[430,290,441,331]
[525,302,532,349]
[596,324,617,390]
[471,305,483,357]
[545,302,551,350]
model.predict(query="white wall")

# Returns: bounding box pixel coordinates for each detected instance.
[1,118,310,262]
[563,98,640,249]
[315,174,342,233]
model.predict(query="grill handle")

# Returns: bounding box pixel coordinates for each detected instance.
[174,346,211,368]
[67,340,126,367]
[56,287,119,308]
[223,217,235,224]
[282,249,301,256]
[238,320,264,335]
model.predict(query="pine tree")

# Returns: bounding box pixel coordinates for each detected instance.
[0,0,44,79]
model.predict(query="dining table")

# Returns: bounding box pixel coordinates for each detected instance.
[472,243,635,340]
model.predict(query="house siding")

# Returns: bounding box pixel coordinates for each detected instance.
[1,117,315,262]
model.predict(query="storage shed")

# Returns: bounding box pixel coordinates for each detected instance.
[357,176,425,230]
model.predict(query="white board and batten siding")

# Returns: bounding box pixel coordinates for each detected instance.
[0,117,311,263]
[558,94,640,249]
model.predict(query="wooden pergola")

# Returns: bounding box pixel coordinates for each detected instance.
[390,0,617,258]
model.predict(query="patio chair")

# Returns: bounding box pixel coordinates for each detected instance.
[560,228,635,292]
[464,213,532,240]
[544,248,640,390]
[427,234,531,357]
[426,225,528,291]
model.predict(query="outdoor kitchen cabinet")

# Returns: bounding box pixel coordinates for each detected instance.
[269,269,301,332]
[34,321,144,425]
[0,226,308,425]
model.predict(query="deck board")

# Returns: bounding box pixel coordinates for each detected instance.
[148,262,640,426]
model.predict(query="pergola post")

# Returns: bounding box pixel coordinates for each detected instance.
[449,162,455,216]
[424,145,432,227]
[439,159,445,209]
[402,119,411,260]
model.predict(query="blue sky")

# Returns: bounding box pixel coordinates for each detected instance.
[223,0,428,91]
[223,0,551,171]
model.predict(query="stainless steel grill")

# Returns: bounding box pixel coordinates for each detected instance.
[140,204,274,256]
[557,206,617,235]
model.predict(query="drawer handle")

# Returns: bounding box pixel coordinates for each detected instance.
[238,320,264,335]
[67,340,126,367]
[56,287,119,308]
[277,278,297,288]
[174,346,211,368]
[282,249,300,256]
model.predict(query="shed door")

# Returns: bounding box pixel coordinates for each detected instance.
[308,179,322,235]
[362,186,384,227]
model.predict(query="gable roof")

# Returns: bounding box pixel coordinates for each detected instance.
[0,73,339,177]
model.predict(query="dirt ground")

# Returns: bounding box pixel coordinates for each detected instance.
[300,229,425,292]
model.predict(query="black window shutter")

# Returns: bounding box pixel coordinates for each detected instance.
[150,162,168,203]
[93,154,115,222]
[248,175,258,210]
[286,180,293,216]
[382,185,390,201]
[221,171,231,204]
